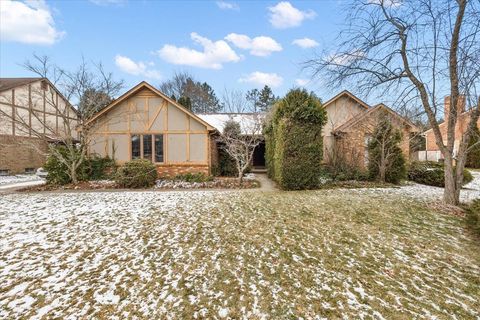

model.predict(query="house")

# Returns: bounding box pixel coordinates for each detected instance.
[86,81,216,176]
[322,91,419,168]
[0,78,78,175]
[423,96,480,161]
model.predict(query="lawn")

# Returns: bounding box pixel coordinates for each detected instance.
[0,189,479,319]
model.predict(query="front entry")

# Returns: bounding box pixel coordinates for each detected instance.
[252,141,266,168]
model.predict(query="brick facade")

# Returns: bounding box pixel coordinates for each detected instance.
[334,106,416,170]
[0,135,48,174]
[156,164,209,177]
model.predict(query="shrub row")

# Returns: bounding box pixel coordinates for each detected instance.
[407,161,473,187]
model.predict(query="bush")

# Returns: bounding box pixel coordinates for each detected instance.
[84,155,116,180]
[215,147,238,177]
[265,89,327,190]
[367,115,407,184]
[408,161,473,187]
[173,172,213,182]
[115,159,157,188]
[44,146,88,185]
[466,125,480,169]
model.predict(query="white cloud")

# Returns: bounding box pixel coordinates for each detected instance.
[216,1,239,10]
[295,78,309,86]
[157,32,241,69]
[225,33,282,57]
[0,0,65,45]
[115,55,161,79]
[292,38,319,49]
[268,2,316,29]
[239,72,283,88]
[326,50,366,66]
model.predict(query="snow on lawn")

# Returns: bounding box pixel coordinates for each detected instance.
[0,175,43,186]
[1,189,479,319]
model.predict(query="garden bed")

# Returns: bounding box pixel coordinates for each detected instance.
[18,176,259,192]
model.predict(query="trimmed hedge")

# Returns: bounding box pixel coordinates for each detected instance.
[265,89,327,190]
[115,159,158,188]
[408,161,473,187]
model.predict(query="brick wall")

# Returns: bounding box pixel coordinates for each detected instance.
[156,164,210,177]
[0,134,48,174]
[335,108,415,170]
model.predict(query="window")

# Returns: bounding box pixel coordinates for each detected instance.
[131,135,140,159]
[131,134,164,163]
[143,135,152,160]
[155,135,164,162]
[25,168,35,174]
[0,169,9,176]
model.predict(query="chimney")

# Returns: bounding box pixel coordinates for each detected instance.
[444,95,466,121]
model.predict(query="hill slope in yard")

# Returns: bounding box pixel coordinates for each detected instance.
[0,189,479,319]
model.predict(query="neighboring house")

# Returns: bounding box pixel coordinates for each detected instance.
[0,78,78,175]
[86,82,216,176]
[423,96,480,161]
[322,91,419,168]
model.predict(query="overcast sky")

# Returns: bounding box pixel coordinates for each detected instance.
[1,0,349,100]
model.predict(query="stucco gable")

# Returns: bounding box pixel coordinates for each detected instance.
[87,81,214,130]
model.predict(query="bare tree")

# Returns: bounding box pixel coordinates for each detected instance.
[0,55,123,183]
[217,89,264,181]
[305,0,480,204]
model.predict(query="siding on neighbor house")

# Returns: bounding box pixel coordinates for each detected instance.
[88,86,212,176]
[322,95,367,162]
[0,79,78,174]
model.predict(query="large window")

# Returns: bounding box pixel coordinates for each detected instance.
[131,135,140,159]
[131,134,164,163]
[155,135,164,162]
[143,135,152,160]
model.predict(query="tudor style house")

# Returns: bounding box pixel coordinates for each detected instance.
[321,91,419,168]
[87,82,216,176]
[0,78,78,175]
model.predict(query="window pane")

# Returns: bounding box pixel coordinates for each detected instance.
[143,134,152,161]
[131,135,140,159]
[155,134,164,162]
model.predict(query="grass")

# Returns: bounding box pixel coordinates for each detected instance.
[0,189,479,318]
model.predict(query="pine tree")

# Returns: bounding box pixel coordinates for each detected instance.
[177,96,192,110]
[257,85,277,111]
[246,89,260,112]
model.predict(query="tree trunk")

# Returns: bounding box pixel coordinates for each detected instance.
[443,157,459,205]
[71,166,78,185]
[379,164,386,183]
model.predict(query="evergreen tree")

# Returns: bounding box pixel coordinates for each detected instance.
[257,85,277,111]
[367,114,406,184]
[177,96,192,110]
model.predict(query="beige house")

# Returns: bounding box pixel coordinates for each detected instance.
[322,91,419,168]
[0,78,78,174]
[87,82,216,176]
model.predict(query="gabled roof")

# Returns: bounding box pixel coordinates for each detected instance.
[86,81,215,130]
[0,78,42,92]
[333,103,419,133]
[323,90,370,110]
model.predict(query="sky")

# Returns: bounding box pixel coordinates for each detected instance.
[0,0,348,100]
